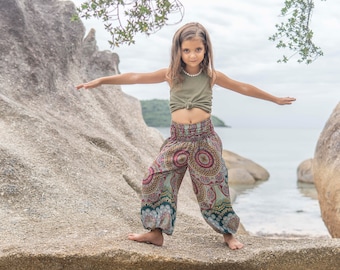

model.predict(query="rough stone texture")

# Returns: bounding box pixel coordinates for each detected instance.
[313,102,340,238]
[222,150,270,183]
[297,158,314,184]
[0,236,339,270]
[0,0,339,269]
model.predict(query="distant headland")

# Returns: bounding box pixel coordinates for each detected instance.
[141,99,230,127]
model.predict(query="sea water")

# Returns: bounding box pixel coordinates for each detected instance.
[156,127,329,237]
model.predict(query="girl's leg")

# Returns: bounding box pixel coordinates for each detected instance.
[188,136,244,249]
[129,139,188,245]
[140,165,187,235]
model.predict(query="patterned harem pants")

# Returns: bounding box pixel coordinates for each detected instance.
[141,117,240,235]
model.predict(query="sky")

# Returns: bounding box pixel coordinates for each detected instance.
[71,0,339,129]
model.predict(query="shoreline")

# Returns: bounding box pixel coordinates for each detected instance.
[252,232,330,239]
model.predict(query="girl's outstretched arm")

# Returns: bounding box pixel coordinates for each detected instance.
[76,68,168,90]
[214,71,296,105]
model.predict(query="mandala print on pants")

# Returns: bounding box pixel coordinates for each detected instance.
[141,118,240,235]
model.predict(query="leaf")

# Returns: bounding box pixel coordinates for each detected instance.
[75,0,184,48]
[269,0,325,64]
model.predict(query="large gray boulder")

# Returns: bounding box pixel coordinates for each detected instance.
[313,102,340,238]
[0,0,339,269]
[0,0,165,258]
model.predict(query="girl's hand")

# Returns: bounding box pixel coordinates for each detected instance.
[76,78,102,90]
[275,97,296,105]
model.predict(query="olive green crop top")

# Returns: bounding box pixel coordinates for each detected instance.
[169,71,212,113]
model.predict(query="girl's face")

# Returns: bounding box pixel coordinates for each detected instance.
[180,38,205,73]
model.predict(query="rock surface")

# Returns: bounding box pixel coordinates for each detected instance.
[0,0,339,269]
[297,158,314,184]
[0,235,339,270]
[313,102,340,238]
[222,150,270,184]
[228,167,256,185]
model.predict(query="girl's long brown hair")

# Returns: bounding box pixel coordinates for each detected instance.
[167,22,215,87]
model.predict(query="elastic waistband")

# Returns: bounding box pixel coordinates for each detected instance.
[170,118,214,142]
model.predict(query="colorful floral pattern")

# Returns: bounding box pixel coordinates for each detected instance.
[141,118,240,235]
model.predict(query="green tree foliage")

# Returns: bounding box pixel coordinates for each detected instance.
[73,0,326,64]
[140,99,229,127]
[211,115,229,128]
[269,0,326,64]
[141,99,171,127]
[72,0,184,47]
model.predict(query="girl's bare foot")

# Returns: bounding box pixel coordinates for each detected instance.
[223,233,244,250]
[128,228,164,246]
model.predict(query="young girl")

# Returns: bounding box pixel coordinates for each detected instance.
[76,22,296,250]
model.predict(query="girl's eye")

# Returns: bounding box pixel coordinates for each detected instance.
[196,48,203,52]
[183,49,189,53]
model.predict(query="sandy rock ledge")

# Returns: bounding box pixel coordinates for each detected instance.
[1,235,340,270]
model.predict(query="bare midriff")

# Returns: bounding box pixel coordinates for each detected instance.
[171,108,211,124]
